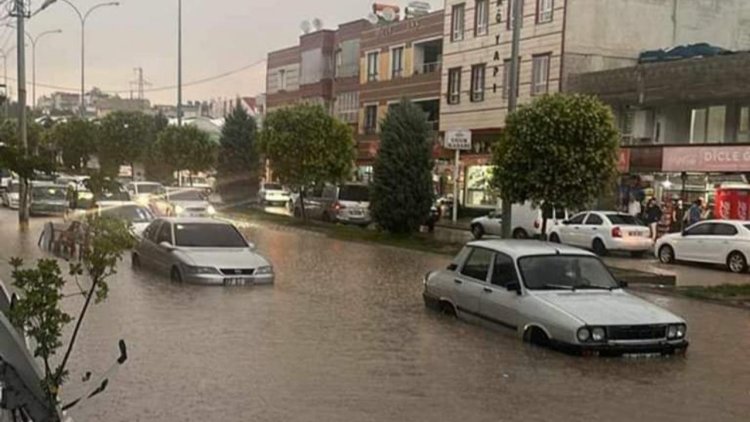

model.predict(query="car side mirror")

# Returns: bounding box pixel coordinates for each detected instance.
[506,282,522,295]
[619,280,629,289]
[159,241,175,251]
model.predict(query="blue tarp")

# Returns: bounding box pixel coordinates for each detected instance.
[639,43,732,64]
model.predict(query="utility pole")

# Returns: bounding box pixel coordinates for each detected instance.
[501,0,522,239]
[12,0,29,227]
[177,0,183,126]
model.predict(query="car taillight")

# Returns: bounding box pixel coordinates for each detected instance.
[333,201,346,212]
[612,227,623,238]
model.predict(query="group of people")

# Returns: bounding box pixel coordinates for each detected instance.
[627,196,710,240]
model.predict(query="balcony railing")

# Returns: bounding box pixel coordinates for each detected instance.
[414,62,441,75]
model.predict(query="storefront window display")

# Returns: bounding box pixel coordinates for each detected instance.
[465,165,498,208]
[357,166,373,183]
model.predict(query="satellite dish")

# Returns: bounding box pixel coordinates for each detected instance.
[381,7,397,22]
[312,18,323,31]
[300,20,311,34]
[366,12,379,24]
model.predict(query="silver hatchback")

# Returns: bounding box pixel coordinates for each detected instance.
[133,217,274,286]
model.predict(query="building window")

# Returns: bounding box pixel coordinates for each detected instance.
[507,0,524,30]
[451,3,465,42]
[334,92,359,123]
[334,50,342,77]
[391,46,404,79]
[739,106,750,143]
[470,64,486,102]
[474,0,489,36]
[502,59,519,99]
[531,54,550,95]
[364,104,378,134]
[690,106,726,144]
[367,51,379,82]
[537,0,554,23]
[448,67,462,105]
[278,69,287,90]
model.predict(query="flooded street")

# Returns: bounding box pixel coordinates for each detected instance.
[1,209,749,422]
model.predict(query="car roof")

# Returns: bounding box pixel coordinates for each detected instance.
[158,217,228,225]
[133,181,162,186]
[466,240,596,259]
[31,181,65,187]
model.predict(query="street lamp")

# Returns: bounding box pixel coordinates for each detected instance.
[52,0,120,115]
[0,46,17,118]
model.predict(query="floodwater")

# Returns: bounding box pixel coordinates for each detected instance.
[0,209,748,422]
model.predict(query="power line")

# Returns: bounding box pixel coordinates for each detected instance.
[3,57,267,95]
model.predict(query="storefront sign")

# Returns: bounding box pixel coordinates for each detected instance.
[662,146,750,172]
[444,130,472,151]
[617,149,631,173]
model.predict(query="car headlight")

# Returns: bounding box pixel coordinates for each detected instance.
[207,205,216,215]
[667,324,686,339]
[184,265,219,274]
[577,327,591,342]
[255,266,273,275]
[174,205,184,215]
[591,327,607,342]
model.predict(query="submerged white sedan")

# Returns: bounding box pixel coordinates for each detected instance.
[423,240,688,356]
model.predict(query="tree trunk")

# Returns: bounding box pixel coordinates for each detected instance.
[299,190,307,221]
[540,203,552,241]
[131,163,136,181]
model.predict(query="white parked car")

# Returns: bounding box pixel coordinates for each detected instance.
[471,203,568,239]
[2,179,19,209]
[655,220,750,273]
[548,211,652,257]
[423,240,689,356]
[165,187,216,217]
[126,181,165,206]
[258,182,290,206]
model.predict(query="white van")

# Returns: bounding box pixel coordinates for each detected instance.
[470,202,569,239]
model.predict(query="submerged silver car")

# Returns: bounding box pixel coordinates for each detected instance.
[132,217,273,285]
[423,240,688,356]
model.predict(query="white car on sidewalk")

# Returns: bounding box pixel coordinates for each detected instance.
[258,182,290,206]
[422,240,689,356]
[548,211,652,257]
[655,220,750,273]
[471,203,569,239]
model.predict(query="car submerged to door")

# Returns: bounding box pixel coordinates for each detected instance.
[132,217,274,286]
[423,240,688,356]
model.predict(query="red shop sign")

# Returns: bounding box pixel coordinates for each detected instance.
[617,149,631,173]
[662,146,750,172]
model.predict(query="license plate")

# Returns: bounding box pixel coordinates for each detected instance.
[223,278,252,286]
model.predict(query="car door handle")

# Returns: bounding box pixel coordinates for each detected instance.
[483,287,492,293]
[454,279,463,285]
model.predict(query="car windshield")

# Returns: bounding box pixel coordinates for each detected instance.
[339,185,370,202]
[264,183,283,191]
[170,189,205,201]
[606,214,644,226]
[173,223,247,247]
[101,205,154,223]
[32,186,66,200]
[518,255,619,290]
[137,184,162,194]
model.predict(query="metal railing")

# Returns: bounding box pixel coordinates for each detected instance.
[415,62,441,75]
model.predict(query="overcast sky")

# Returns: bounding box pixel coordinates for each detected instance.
[7,0,443,106]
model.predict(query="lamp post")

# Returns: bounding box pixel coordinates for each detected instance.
[55,0,120,116]
[0,46,17,119]
[3,27,63,110]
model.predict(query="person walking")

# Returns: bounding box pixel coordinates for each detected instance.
[645,198,662,241]
[685,199,704,227]
[628,196,642,217]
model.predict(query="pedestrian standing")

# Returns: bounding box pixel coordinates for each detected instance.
[645,198,662,241]
[628,196,642,217]
[685,199,703,227]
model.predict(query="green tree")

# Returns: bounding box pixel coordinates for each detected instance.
[155,125,217,182]
[143,112,173,183]
[370,99,434,234]
[216,106,260,201]
[491,94,619,237]
[260,104,355,219]
[47,118,98,173]
[8,216,136,408]
[98,111,155,177]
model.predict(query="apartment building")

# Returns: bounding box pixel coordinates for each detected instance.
[440,0,750,208]
[356,10,444,180]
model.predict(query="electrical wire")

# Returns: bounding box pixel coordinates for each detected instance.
[1,57,267,94]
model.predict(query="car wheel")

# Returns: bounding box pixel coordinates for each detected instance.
[727,251,748,273]
[512,228,528,239]
[131,254,141,270]
[658,245,675,264]
[524,327,550,347]
[439,301,456,317]
[170,267,183,283]
[549,233,561,243]
[471,224,484,240]
[592,239,608,256]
